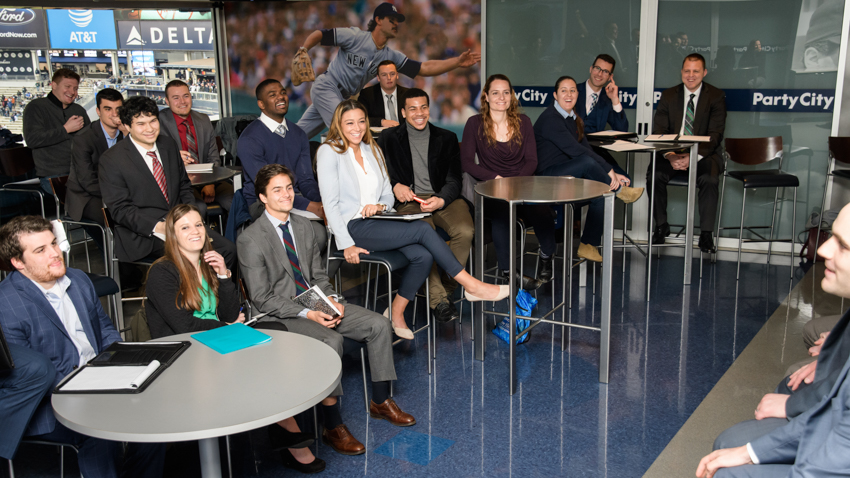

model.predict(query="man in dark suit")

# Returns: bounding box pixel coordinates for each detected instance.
[159,79,233,214]
[99,96,236,268]
[648,53,726,253]
[238,164,415,459]
[66,88,125,228]
[576,54,632,178]
[377,88,471,322]
[0,342,54,462]
[0,216,164,478]
[697,203,850,477]
[357,60,409,128]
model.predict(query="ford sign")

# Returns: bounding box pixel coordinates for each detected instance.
[0,9,37,26]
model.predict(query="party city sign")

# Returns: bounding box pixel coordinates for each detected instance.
[46,9,117,50]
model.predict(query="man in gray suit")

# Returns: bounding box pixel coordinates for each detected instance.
[237,164,416,457]
[697,203,850,477]
[159,79,233,214]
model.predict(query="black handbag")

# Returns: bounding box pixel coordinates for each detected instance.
[0,325,14,373]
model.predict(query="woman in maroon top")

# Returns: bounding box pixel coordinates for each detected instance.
[461,74,557,288]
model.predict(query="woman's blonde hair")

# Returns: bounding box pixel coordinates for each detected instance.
[479,73,523,148]
[324,99,388,176]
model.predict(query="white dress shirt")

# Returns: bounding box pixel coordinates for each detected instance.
[259,112,288,135]
[129,135,167,240]
[382,87,398,122]
[32,275,96,366]
[585,80,623,116]
[349,147,380,220]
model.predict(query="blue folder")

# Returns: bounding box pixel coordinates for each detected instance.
[191,323,272,354]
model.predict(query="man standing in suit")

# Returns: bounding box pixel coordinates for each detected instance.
[159,79,233,214]
[99,96,236,269]
[0,216,165,478]
[377,88,470,323]
[22,69,90,178]
[577,54,631,178]
[238,164,415,457]
[697,203,850,477]
[648,53,726,253]
[66,88,125,228]
[358,60,408,128]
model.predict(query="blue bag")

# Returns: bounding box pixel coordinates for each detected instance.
[493,289,538,345]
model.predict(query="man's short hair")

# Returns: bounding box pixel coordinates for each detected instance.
[96,88,123,108]
[402,88,429,107]
[593,54,617,73]
[675,32,687,40]
[119,95,159,127]
[51,68,80,84]
[255,79,282,101]
[683,53,707,69]
[164,79,190,96]
[0,215,51,271]
[377,60,397,71]
[255,164,296,200]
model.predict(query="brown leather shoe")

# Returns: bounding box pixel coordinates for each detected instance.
[321,424,365,455]
[370,398,417,427]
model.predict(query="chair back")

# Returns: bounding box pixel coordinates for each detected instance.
[724,137,783,166]
[0,147,36,177]
[828,136,850,165]
[48,176,69,205]
[102,207,115,231]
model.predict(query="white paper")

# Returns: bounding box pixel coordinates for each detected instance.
[600,140,655,152]
[185,163,214,172]
[60,360,161,391]
[587,130,632,137]
[677,135,711,142]
[644,134,679,142]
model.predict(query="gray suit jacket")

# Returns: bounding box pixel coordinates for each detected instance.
[237,212,341,323]
[158,108,220,166]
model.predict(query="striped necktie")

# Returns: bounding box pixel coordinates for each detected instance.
[147,151,168,202]
[179,121,198,162]
[684,94,696,135]
[280,222,309,293]
[275,124,287,138]
[590,92,598,114]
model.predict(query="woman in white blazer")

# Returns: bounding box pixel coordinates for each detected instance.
[317,99,508,339]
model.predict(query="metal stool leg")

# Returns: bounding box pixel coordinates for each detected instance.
[737,189,747,280]
[361,348,369,414]
[791,187,798,280]
[767,187,780,264]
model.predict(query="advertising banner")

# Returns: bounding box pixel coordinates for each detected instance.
[117,21,214,51]
[46,9,117,50]
[0,50,35,76]
[0,8,48,49]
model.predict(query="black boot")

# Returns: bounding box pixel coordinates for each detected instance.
[538,255,554,283]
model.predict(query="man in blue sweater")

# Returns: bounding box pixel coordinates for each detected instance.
[238,79,327,250]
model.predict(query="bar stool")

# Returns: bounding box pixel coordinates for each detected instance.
[715,136,799,280]
[815,136,850,253]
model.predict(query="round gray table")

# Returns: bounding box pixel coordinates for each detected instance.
[188,166,239,187]
[473,176,614,393]
[52,330,341,478]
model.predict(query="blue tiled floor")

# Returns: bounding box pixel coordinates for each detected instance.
[8,252,801,477]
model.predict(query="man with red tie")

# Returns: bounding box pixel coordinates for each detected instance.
[99,96,236,269]
[159,80,233,215]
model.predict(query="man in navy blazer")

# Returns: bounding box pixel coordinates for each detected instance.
[0,215,164,478]
[697,203,850,477]
[576,54,630,178]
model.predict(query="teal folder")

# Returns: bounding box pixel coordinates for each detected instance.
[191,323,272,354]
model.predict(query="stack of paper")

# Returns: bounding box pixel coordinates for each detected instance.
[185,163,214,173]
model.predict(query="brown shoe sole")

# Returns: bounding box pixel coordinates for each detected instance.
[321,434,366,456]
[370,411,417,427]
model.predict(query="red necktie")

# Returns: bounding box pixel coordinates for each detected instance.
[147,151,169,202]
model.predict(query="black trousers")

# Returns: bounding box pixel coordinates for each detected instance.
[646,156,720,233]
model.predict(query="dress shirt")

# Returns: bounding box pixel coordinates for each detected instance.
[258,112,288,135]
[349,147,381,220]
[584,80,622,115]
[263,210,338,316]
[31,275,96,366]
[677,82,703,161]
[129,135,167,240]
[172,112,197,152]
[382,88,398,122]
[554,100,576,120]
[100,122,120,149]
[746,443,759,464]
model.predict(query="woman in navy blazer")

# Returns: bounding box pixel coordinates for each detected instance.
[317,99,508,339]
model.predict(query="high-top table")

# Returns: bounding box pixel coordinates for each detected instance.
[52,330,341,478]
[473,177,614,394]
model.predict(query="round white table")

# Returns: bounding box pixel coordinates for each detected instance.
[52,330,342,478]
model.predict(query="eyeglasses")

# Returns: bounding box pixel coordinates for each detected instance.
[592,65,612,76]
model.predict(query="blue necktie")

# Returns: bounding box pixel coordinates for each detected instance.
[280,222,309,293]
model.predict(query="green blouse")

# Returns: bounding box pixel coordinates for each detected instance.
[192,277,219,321]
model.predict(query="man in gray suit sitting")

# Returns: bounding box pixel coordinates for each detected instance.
[697,202,850,477]
[237,164,415,457]
[159,79,233,215]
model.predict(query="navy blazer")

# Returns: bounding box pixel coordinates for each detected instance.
[0,268,120,436]
[533,105,611,174]
[652,82,727,168]
[575,81,629,134]
[750,309,850,473]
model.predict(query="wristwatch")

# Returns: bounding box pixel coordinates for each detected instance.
[217,269,232,279]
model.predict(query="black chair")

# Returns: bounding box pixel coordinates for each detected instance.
[815,136,850,253]
[716,136,799,280]
[0,147,44,220]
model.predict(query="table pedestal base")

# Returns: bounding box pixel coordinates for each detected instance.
[199,437,222,478]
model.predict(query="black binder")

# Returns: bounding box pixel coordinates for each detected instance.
[54,341,191,394]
